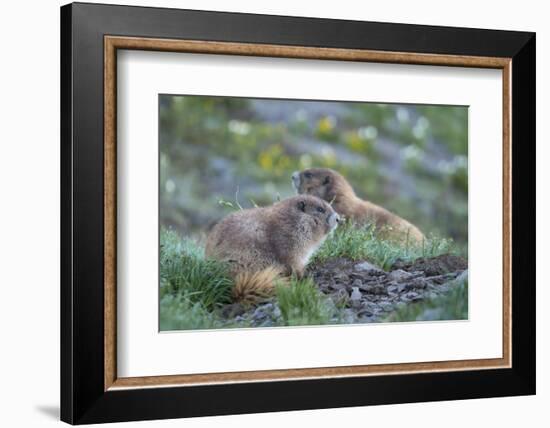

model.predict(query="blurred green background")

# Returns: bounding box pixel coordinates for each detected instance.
[160,95,468,248]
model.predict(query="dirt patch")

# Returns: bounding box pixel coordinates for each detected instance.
[391,254,468,276]
[307,254,467,324]
[219,254,468,327]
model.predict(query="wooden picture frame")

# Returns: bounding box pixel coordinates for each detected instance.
[61,2,535,424]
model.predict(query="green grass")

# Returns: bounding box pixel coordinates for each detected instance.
[312,221,457,271]
[159,226,465,331]
[384,279,468,322]
[160,228,234,310]
[276,277,335,326]
[160,228,239,331]
[160,228,338,329]
[160,293,224,331]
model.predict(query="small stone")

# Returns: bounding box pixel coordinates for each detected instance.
[407,278,428,290]
[379,302,394,311]
[351,300,363,310]
[331,288,349,306]
[350,287,362,301]
[387,285,398,293]
[354,261,383,274]
[387,269,413,282]
[360,284,386,295]
[252,303,274,321]
[405,292,422,301]
[358,315,376,323]
[362,301,380,313]
[357,309,373,317]
[343,309,356,323]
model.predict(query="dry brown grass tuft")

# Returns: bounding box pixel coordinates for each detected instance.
[232,267,288,305]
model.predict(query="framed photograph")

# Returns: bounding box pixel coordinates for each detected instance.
[60,2,535,424]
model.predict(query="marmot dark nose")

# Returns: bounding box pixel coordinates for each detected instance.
[292,171,300,181]
[327,212,341,230]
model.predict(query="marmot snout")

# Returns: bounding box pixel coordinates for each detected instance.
[292,168,425,243]
[205,194,340,280]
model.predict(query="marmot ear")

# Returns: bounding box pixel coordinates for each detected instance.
[323,175,331,185]
[297,200,306,212]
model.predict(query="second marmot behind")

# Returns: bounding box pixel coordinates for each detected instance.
[292,168,424,243]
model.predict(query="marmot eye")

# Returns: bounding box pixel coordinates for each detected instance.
[304,172,313,179]
[317,207,325,213]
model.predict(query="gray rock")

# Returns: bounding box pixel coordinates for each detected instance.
[379,302,394,311]
[343,309,356,323]
[387,269,413,282]
[350,287,362,301]
[354,261,383,274]
[331,289,349,307]
[327,282,344,291]
[358,315,376,323]
[362,301,381,313]
[252,303,275,322]
[357,309,373,317]
[409,278,428,289]
[405,292,422,301]
[360,284,386,295]
[352,279,363,288]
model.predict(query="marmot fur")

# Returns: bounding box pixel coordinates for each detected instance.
[292,168,424,243]
[205,195,340,302]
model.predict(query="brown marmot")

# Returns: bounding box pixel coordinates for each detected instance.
[292,168,424,243]
[205,195,340,302]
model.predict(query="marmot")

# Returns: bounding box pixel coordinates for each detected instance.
[205,195,340,303]
[292,168,424,243]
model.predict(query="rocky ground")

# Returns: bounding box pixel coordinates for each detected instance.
[218,254,468,328]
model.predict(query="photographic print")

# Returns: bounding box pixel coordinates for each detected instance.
[159,95,469,331]
[61,6,534,422]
